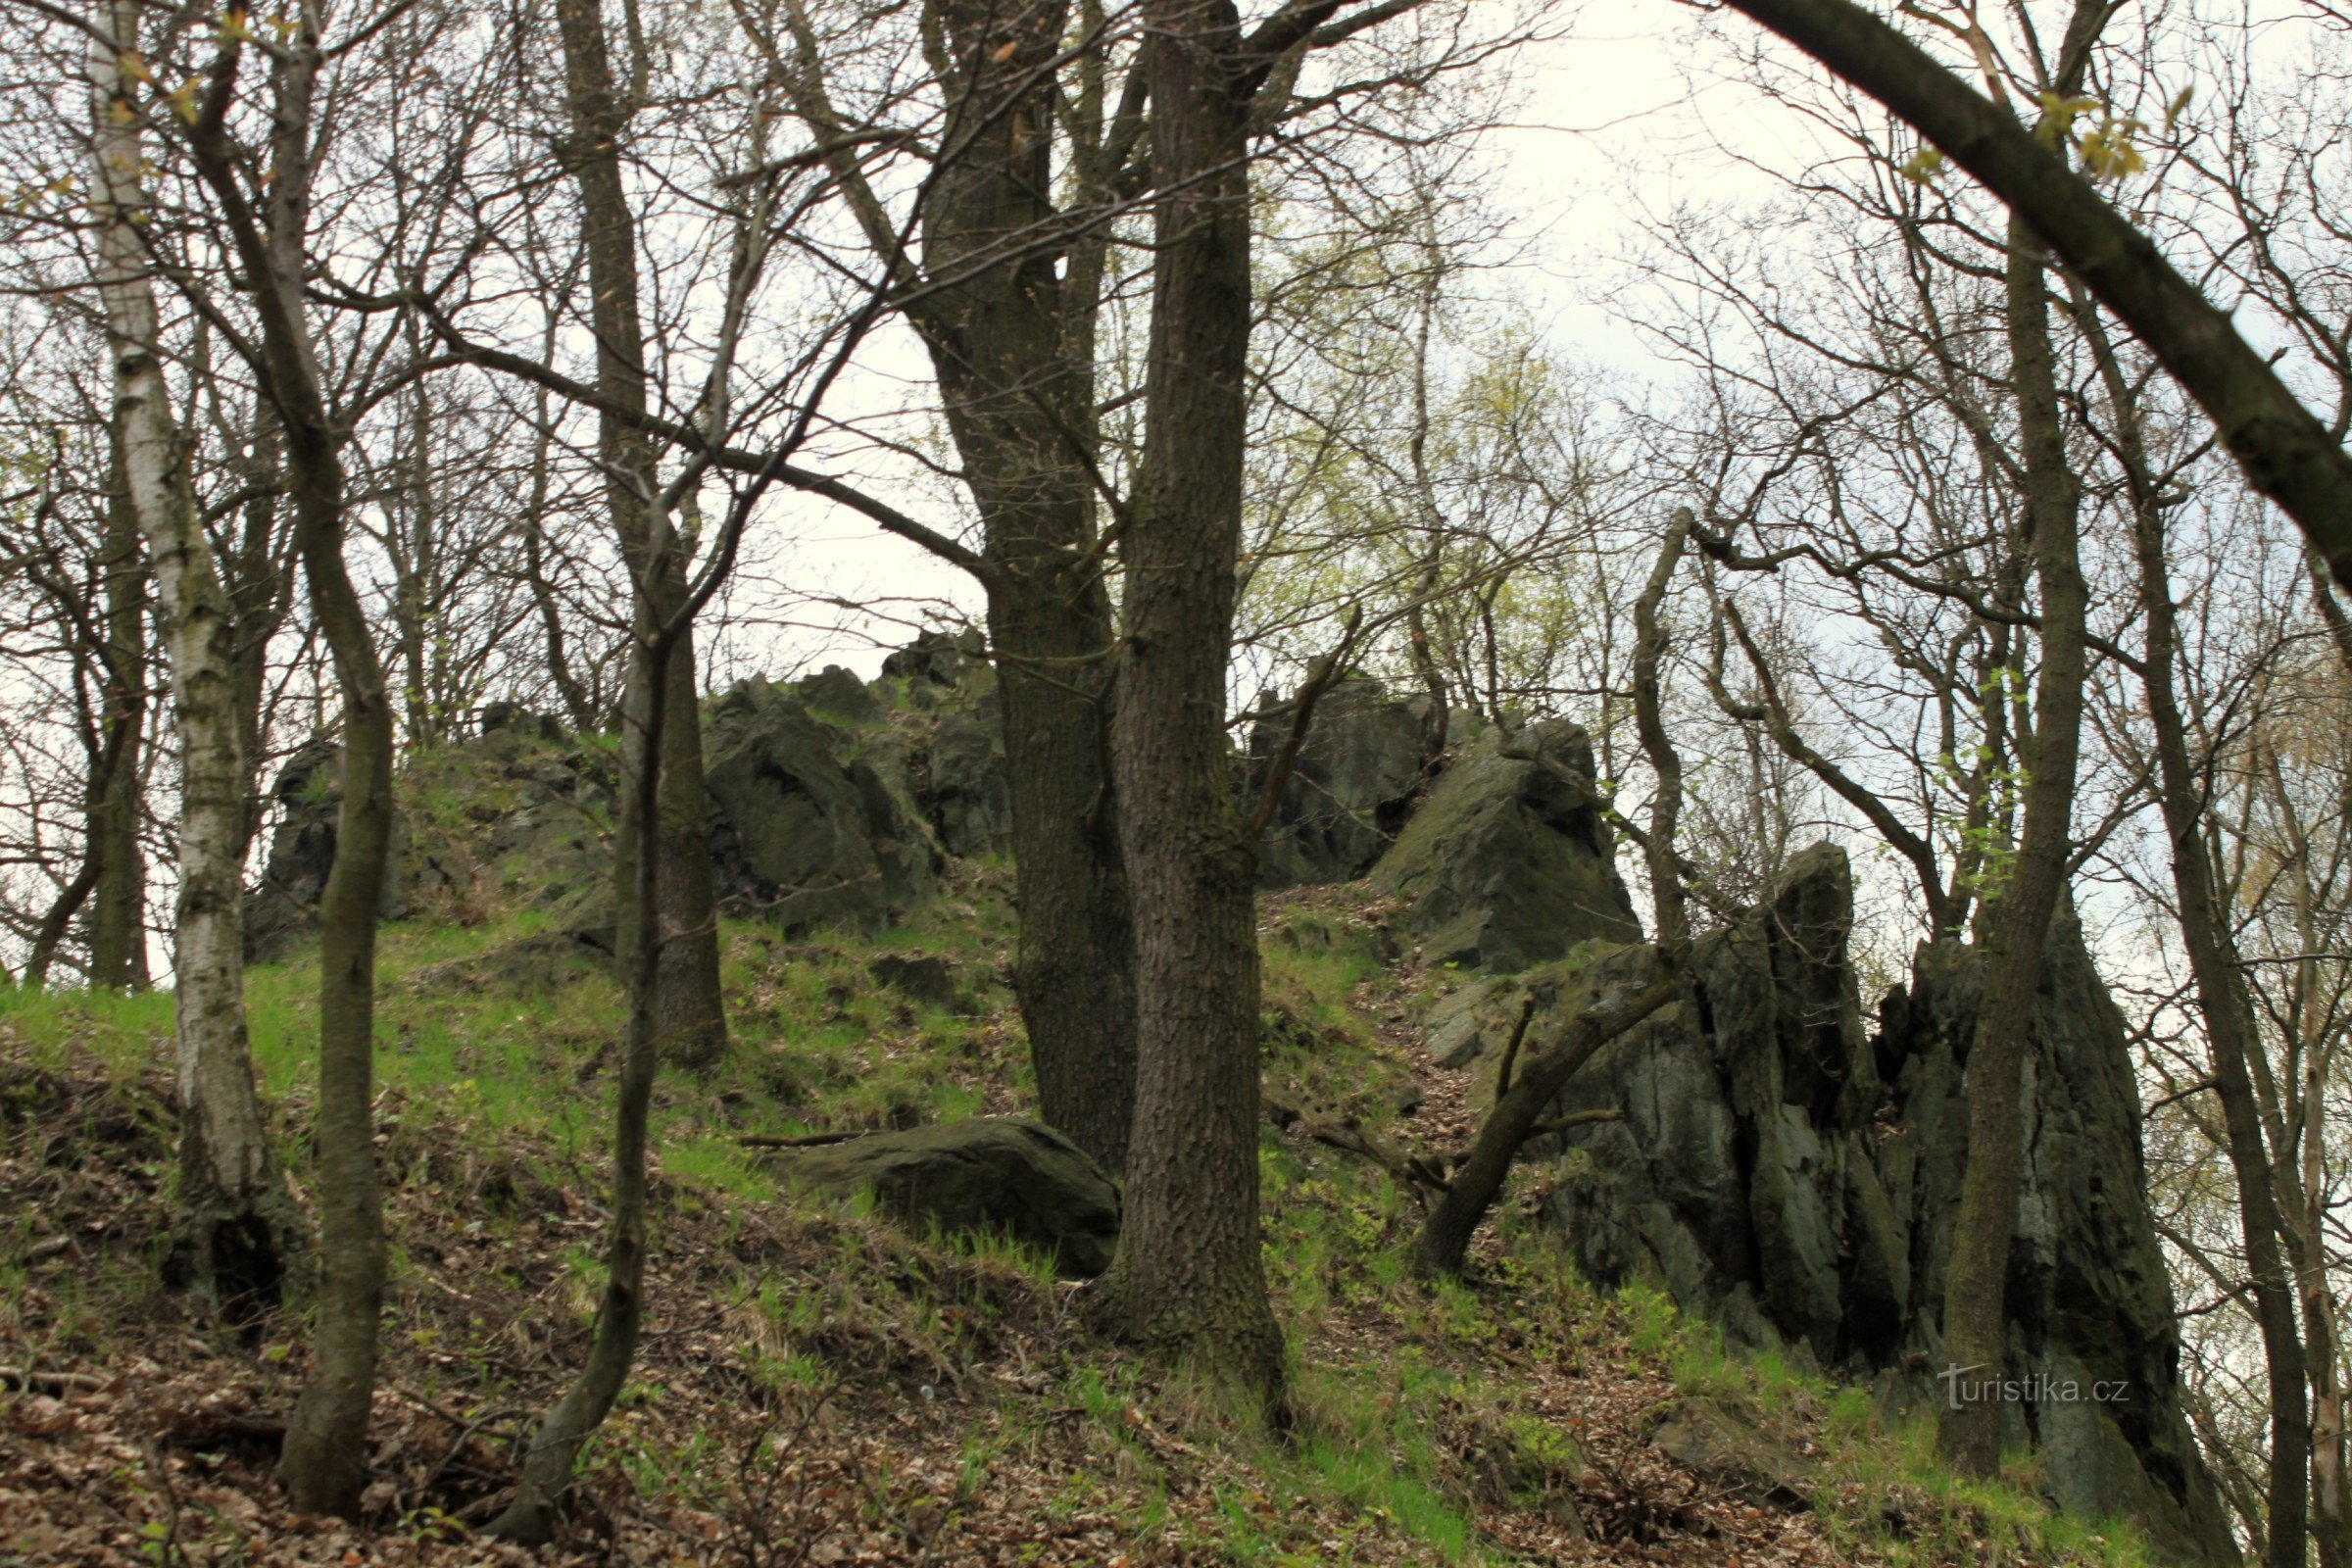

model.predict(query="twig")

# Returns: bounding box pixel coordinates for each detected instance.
[1247,606,1367,839]
[0,1366,109,1395]
[739,1131,862,1150]
[1525,1109,1626,1139]
[1263,1085,1449,1197]
[1493,996,1538,1098]
[140,1437,186,1568]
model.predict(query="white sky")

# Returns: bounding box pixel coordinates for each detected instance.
[753,0,1743,682]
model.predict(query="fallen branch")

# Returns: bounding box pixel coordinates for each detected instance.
[1492,996,1539,1098]
[1526,1108,1625,1140]
[0,1366,110,1396]
[739,1131,863,1150]
[1416,960,1685,1279]
[1263,1085,1451,1198]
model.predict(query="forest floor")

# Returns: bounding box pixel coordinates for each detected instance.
[0,870,2159,1566]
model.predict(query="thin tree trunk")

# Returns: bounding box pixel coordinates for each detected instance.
[22,861,98,990]
[1632,510,1691,952]
[1416,970,1682,1278]
[518,313,598,732]
[226,408,289,843]
[552,0,726,1067]
[87,432,148,988]
[2097,305,2313,1568]
[178,2,395,1513]
[484,588,674,1543]
[273,393,395,1524]
[1937,204,2091,1478]
[1097,0,1283,1402]
[88,0,303,1319]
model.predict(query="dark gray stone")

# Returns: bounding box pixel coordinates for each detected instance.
[1248,675,1437,888]
[1647,1397,1815,1509]
[770,1117,1120,1277]
[1873,923,2235,1565]
[1538,846,2236,1565]
[245,740,411,959]
[881,627,989,703]
[1368,719,1641,971]
[796,664,886,726]
[478,702,565,743]
[923,705,1013,858]
[869,953,958,1012]
[702,678,940,934]
[1420,977,1518,1069]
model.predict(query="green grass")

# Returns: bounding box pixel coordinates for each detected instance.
[0,787,2163,1568]
[1603,1278,2157,1568]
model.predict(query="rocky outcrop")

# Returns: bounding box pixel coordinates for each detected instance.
[245,740,412,959]
[874,631,1014,858]
[1646,1397,1816,1510]
[247,642,1020,953]
[702,678,941,935]
[1513,846,2235,1565]
[1369,719,1641,970]
[767,1117,1120,1277]
[1247,675,1439,888]
[1874,928,2232,1562]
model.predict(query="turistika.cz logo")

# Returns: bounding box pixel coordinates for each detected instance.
[1937,1364,2131,1410]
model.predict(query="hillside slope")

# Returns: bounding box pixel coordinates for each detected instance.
[0,786,2168,1566]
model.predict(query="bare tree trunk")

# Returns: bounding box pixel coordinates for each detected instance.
[887,0,1139,1171]
[225,407,289,838]
[177,2,394,1513]
[2098,306,2313,1568]
[87,433,148,988]
[1937,205,2090,1479]
[1098,0,1282,1402]
[88,0,303,1318]
[552,0,726,1068]
[518,318,599,733]
[1632,510,1691,952]
[21,862,97,989]
[1415,968,1682,1278]
[484,593,674,1543]
[272,395,395,1524]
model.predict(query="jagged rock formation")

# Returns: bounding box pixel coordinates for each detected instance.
[250,641,1023,947]
[1246,674,1439,888]
[243,643,2236,1560]
[767,1117,1121,1277]
[245,739,411,959]
[1470,847,2238,1566]
[1369,719,1642,970]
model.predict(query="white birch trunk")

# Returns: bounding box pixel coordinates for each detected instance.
[89,0,299,1310]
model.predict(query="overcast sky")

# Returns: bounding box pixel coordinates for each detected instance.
[736,0,1751,683]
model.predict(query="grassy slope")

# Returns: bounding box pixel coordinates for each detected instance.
[0,749,2166,1564]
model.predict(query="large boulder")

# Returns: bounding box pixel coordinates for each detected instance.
[1541,846,1896,1356]
[922,702,1013,859]
[768,1117,1120,1277]
[881,627,991,701]
[1368,719,1640,971]
[702,679,941,934]
[1534,847,2236,1565]
[1248,675,1439,889]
